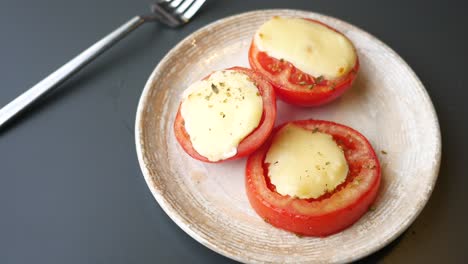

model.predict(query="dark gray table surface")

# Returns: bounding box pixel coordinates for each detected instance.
[1,0,466,263]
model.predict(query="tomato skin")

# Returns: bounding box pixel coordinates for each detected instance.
[248,18,359,107]
[245,120,380,236]
[174,67,277,163]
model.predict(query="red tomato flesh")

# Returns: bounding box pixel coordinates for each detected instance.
[248,18,359,107]
[245,120,380,236]
[174,67,277,163]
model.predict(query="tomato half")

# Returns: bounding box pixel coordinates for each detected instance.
[248,18,359,107]
[245,120,380,236]
[174,67,277,163]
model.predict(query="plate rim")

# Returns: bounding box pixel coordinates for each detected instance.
[135,9,442,263]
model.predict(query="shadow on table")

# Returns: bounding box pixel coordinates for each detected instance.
[356,232,405,263]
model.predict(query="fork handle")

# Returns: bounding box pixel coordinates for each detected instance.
[0,16,145,129]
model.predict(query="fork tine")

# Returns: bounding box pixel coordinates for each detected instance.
[181,0,205,21]
[175,0,195,15]
[151,2,182,27]
[151,0,205,27]
[169,0,184,8]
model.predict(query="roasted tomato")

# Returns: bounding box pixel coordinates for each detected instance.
[248,18,359,107]
[245,120,380,236]
[174,67,276,163]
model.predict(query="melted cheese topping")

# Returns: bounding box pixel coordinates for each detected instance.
[265,124,349,199]
[180,70,263,161]
[254,17,357,79]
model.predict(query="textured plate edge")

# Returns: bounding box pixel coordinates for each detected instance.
[134,9,442,264]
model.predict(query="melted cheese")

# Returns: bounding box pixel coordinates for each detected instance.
[254,17,356,79]
[265,124,349,199]
[180,70,263,161]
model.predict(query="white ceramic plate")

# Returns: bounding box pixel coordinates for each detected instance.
[135,10,441,263]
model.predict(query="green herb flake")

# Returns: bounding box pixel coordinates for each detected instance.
[369,205,377,212]
[220,112,226,118]
[211,83,219,94]
[204,92,213,101]
[381,150,388,155]
[223,98,228,103]
[315,75,324,84]
[256,92,260,96]
[308,84,316,90]
[312,127,319,133]
[325,162,330,165]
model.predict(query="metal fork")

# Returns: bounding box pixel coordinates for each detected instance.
[0,0,205,129]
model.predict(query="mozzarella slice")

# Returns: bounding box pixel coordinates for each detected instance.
[254,16,357,79]
[265,124,349,199]
[180,70,263,162]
